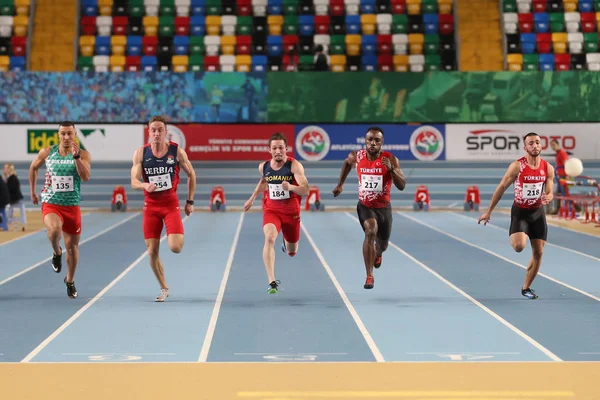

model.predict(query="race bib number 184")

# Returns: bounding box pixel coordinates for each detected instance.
[269,184,290,200]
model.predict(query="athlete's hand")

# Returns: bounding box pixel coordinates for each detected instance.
[184,202,194,216]
[31,193,39,205]
[281,181,291,191]
[478,211,491,226]
[541,192,553,205]
[332,184,343,197]
[381,156,392,171]
[71,141,80,158]
[143,182,156,193]
[243,198,253,212]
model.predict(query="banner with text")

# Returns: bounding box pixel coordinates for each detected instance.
[0,124,143,161]
[294,124,446,161]
[143,124,295,161]
[445,123,600,160]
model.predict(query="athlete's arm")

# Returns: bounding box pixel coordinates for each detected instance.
[287,160,309,196]
[130,148,153,192]
[332,151,356,196]
[249,163,268,201]
[487,160,520,214]
[28,147,50,204]
[542,163,555,204]
[177,147,196,202]
[387,156,406,191]
[74,150,92,182]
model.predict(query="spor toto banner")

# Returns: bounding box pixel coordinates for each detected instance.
[293,124,446,161]
[143,124,295,161]
[445,124,600,160]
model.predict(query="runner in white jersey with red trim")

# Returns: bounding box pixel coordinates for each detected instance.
[478,132,555,300]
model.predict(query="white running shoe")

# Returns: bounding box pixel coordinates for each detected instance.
[155,288,169,302]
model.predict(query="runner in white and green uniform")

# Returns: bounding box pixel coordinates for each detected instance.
[41,144,82,206]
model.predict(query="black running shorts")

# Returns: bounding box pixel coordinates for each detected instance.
[509,202,547,241]
[356,201,393,243]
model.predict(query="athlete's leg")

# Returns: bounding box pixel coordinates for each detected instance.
[509,232,528,253]
[281,214,300,256]
[374,207,393,268]
[523,239,545,290]
[42,203,64,273]
[522,210,547,298]
[362,218,378,279]
[165,208,184,254]
[508,203,528,253]
[143,208,169,301]
[263,210,282,288]
[58,205,82,299]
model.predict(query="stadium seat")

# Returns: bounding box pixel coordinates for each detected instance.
[502,0,600,70]
[77,0,456,71]
[0,0,30,69]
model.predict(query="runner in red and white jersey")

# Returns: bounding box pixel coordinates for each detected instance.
[478,132,555,300]
[332,126,406,290]
[244,132,309,294]
[131,116,197,302]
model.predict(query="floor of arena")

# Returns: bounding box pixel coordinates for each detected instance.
[1,209,599,399]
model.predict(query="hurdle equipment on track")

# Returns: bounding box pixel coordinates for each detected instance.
[305,185,325,211]
[210,186,226,212]
[413,185,430,211]
[555,176,600,227]
[463,185,480,211]
[110,185,127,212]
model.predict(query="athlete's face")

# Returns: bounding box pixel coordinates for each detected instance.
[149,121,167,144]
[58,126,77,149]
[366,130,383,156]
[269,139,287,162]
[524,135,541,157]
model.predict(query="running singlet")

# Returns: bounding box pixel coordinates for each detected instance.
[356,149,393,208]
[514,156,548,209]
[141,142,180,204]
[262,158,301,214]
[41,144,81,206]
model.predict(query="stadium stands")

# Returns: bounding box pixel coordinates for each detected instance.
[0,0,30,71]
[77,0,457,72]
[503,0,600,71]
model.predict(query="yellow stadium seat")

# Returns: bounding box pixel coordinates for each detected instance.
[15,0,30,16]
[507,53,523,71]
[98,0,113,16]
[110,55,125,72]
[172,55,189,72]
[13,15,28,36]
[79,35,95,57]
[111,35,127,56]
[345,34,361,56]
[437,0,453,14]
[330,54,346,72]
[0,55,9,71]
[408,33,424,54]
[206,15,221,35]
[563,0,577,12]
[360,14,376,35]
[552,32,567,54]
[236,55,251,71]
[220,35,236,55]
[407,0,422,15]
[596,12,600,24]
[143,16,159,36]
[268,15,283,35]
[393,55,409,71]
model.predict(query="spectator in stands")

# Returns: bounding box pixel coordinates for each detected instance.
[3,163,26,229]
[0,174,9,230]
[550,139,569,199]
[313,45,330,71]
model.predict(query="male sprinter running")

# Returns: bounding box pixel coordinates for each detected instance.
[131,116,196,302]
[332,126,406,289]
[478,132,555,300]
[243,132,309,294]
[29,121,92,299]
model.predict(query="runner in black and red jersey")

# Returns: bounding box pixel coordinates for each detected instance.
[244,132,310,294]
[332,126,407,290]
[478,132,555,300]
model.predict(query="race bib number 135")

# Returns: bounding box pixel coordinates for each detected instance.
[52,176,74,192]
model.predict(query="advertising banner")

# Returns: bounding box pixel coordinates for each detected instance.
[0,124,143,161]
[143,124,295,161]
[294,124,446,161]
[445,123,600,161]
